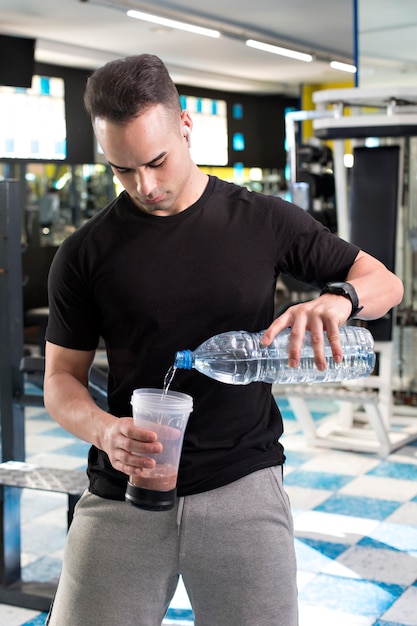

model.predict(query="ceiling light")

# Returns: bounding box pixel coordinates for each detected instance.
[245,39,313,62]
[127,10,221,38]
[330,61,357,73]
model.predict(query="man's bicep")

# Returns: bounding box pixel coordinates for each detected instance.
[44,341,95,386]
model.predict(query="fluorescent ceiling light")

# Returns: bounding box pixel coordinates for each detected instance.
[246,39,313,62]
[127,10,221,38]
[330,61,357,73]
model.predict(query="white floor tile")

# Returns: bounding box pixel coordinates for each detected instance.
[385,500,417,524]
[285,485,333,509]
[339,474,417,501]
[322,557,363,580]
[169,578,192,609]
[300,450,380,476]
[25,435,71,455]
[27,505,68,529]
[294,510,380,544]
[0,604,42,626]
[25,453,86,470]
[296,570,317,590]
[380,585,417,625]
[25,419,57,436]
[298,604,374,625]
[325,545,417,585]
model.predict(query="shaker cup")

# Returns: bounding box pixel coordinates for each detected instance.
[125,388,193,511]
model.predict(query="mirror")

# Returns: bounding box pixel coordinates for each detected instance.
[24,162,116,247]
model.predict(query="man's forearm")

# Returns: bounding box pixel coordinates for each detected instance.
[44,371,115,450]
[346,251,403,319]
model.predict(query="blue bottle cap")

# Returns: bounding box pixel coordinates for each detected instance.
[174,350,192,370]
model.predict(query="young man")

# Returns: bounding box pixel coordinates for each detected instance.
[44,54,403,626]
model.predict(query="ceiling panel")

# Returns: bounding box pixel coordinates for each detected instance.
[0,0,415,93]
[0,0,354,94]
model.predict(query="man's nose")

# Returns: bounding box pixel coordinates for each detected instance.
[135,170,156,197]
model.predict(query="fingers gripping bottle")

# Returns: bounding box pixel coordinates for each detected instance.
[174,326,375,385]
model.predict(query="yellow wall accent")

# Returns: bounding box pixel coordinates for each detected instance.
[199,166,252,181]
[301,80,355,153]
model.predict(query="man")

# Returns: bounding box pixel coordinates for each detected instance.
[44,54,403,626]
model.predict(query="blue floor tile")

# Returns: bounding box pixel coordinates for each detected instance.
[280,407,298,421]
[53,441,91,457]
[284,469,353,490]
[298,573,404,617]
[297,537,349,559]
[20,491,66,524]
[43,425,82,439]
[21,522,66,555]
[374,621,410,626]
[22,615,47,626]
[367,461,417,481]
[22,556,62,583]
[275,396,338,422]
[314,494,401,520]
[366,522,417,555]
[283,450,315,467]
[295,537,349,571]
[357,536,402,551]
[165,608,194,621]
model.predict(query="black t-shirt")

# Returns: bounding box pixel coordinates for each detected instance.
[46,176,359,499]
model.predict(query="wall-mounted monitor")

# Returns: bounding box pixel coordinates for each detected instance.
[0,34,35,88]
[180,94,228,166]
[0,75,66,160]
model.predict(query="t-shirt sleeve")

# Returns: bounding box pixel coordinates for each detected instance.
[45,237,101,351]
[270,198,360,288]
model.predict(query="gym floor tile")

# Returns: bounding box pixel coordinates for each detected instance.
[325,544,417,585]
[366,460,417,481]
[283,469,354,490]
[295,537,349,572]
[379,585,417,625]
[314,494,402,520]
[365,522,417,555]
[294,509,380,544]
[338,474,417,501]
[298,573,405,617]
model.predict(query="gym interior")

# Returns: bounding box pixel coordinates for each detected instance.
[0,1,417,625]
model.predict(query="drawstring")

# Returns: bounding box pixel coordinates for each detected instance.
[177,496,185,533]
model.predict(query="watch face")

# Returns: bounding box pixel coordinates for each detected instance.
[329,283,348,294]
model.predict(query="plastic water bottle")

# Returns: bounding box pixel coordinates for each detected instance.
[173,326,375,385]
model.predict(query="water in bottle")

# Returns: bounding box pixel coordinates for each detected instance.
[173,326,375,385]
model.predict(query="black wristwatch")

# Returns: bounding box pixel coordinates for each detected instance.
[319,281,363,319]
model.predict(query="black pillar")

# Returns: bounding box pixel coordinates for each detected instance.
[0,180,25,586]
[349,145,400,341]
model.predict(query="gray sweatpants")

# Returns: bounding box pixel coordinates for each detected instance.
[47,467,298,626]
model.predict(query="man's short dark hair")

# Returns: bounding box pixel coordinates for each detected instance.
[84,54,181,123]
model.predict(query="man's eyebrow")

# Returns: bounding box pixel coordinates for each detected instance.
[107,152,167,170]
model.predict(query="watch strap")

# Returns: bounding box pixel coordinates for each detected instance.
[319,282,363,319]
